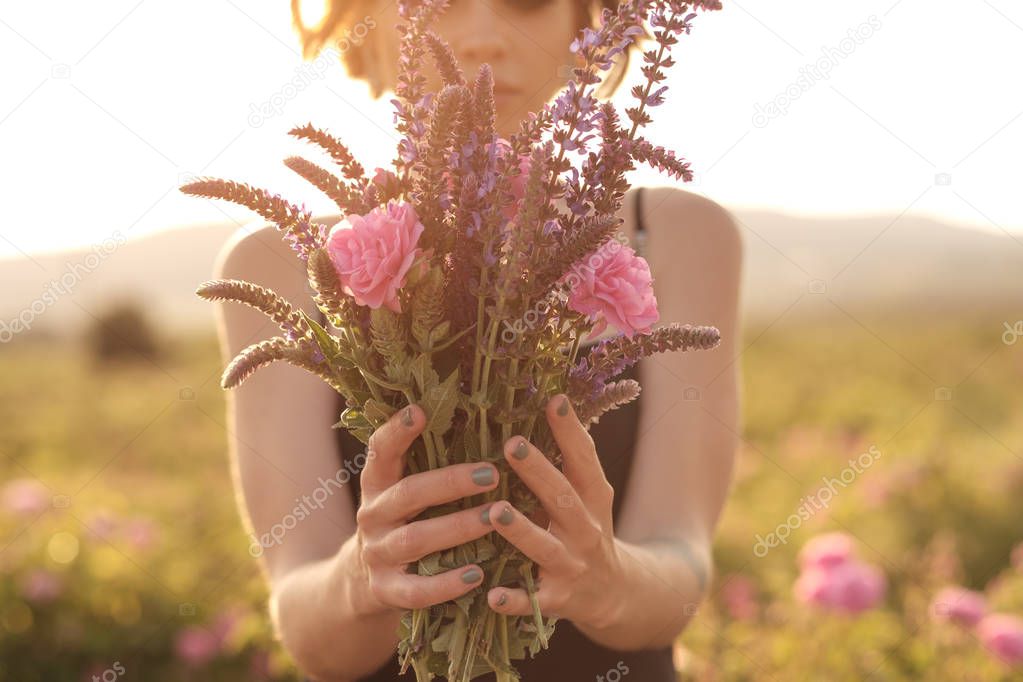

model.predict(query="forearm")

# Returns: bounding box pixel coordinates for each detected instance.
[270,534,401,681]
[576,536,711,651]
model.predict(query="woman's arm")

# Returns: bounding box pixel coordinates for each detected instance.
[213,223,400,680]
[589,187,743,649]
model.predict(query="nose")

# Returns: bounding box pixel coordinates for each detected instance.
[451,6,509,63]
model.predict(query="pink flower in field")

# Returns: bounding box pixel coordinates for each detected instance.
[326,201,425,313]
[720,574,758,620]
[1,478,49,516]
[1011,542,1023,573]
[798,532,855,571]
[175,626,220,667]
[19,569,63,603]
[930,586,987,627]
[211,608,244,645]
[124,516,159,550]
[565,243,658,339]
[977,614,1023,666]
[84,509,118,542]
[794,560,886,614]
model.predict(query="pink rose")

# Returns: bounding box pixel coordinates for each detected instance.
[930,586,987,627]
[798,532,856,571]
[326,201,425,313]
[794,560,886,614]
[565,242,659,339]
[977,613,1023,666]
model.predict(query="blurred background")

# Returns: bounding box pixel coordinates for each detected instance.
[1,0,1022,679]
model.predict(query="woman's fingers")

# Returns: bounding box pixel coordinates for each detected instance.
[483,501,579,573]
[369,563,486,611]
[373,503,495,565]
[501,437,595,540]
[360,404,424,497]
[362,462,500,524]
[486,585,561,620]
[545,394,612,509]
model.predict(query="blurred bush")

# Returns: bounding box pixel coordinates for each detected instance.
[85,300,162,365]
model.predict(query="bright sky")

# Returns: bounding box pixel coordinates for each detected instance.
[0,0,1020,260]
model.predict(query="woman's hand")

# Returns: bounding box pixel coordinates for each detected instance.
[354,404,498,613]
[482,394,626,631]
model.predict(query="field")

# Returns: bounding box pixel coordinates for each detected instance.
[2,310,1022,680]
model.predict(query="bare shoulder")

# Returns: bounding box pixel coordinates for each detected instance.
[212,215,341,358]
[215,213,343,290]
[642,186,743,261]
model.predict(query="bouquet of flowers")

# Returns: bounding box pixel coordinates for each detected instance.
[180,0,722,679]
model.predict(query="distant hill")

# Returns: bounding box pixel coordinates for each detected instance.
[0,210,1020,340]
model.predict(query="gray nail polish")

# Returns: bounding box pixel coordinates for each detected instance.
[401,406,414,427]
[496,592,508,606]
[557,396,570,417]
[497,506,514,526]
[461,567,482,583]
[513,439,529,460]
[480,505,492,525]
[472,466,495,486]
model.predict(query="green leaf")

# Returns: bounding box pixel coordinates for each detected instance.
[463,434,481,462]
[454,589,475,617]
[298,309,341,362]
[410,352,439,393]
[424,369,460,435]
[363,399,396,427]
[337,406,372,431]
[418,551,444,577]
[430,622,455,652]
[429,320,451,342]
[475,537,497,563]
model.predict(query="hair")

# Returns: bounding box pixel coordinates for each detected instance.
[290,0,643,99]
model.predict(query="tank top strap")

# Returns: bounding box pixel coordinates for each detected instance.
[632,186,648,257]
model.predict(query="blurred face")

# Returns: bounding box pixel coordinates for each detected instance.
[372,0,584,137]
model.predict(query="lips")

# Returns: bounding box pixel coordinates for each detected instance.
[492,83,522,110]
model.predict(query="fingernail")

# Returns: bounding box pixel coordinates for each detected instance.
[461,567,482,584]
[557,396,570,417]
[512,439,529,460]
[497,505,514,526]
[472,466,495,486]
[480,504,493,525]
[496,592,508,606]
[401,406,414,427]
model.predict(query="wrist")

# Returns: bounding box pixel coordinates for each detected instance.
[583,538,630,632]
[335,533,394,619]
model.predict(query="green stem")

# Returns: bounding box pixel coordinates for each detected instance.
[518,561,549,650]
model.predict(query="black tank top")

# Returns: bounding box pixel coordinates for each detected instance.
[328,188,675,680]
